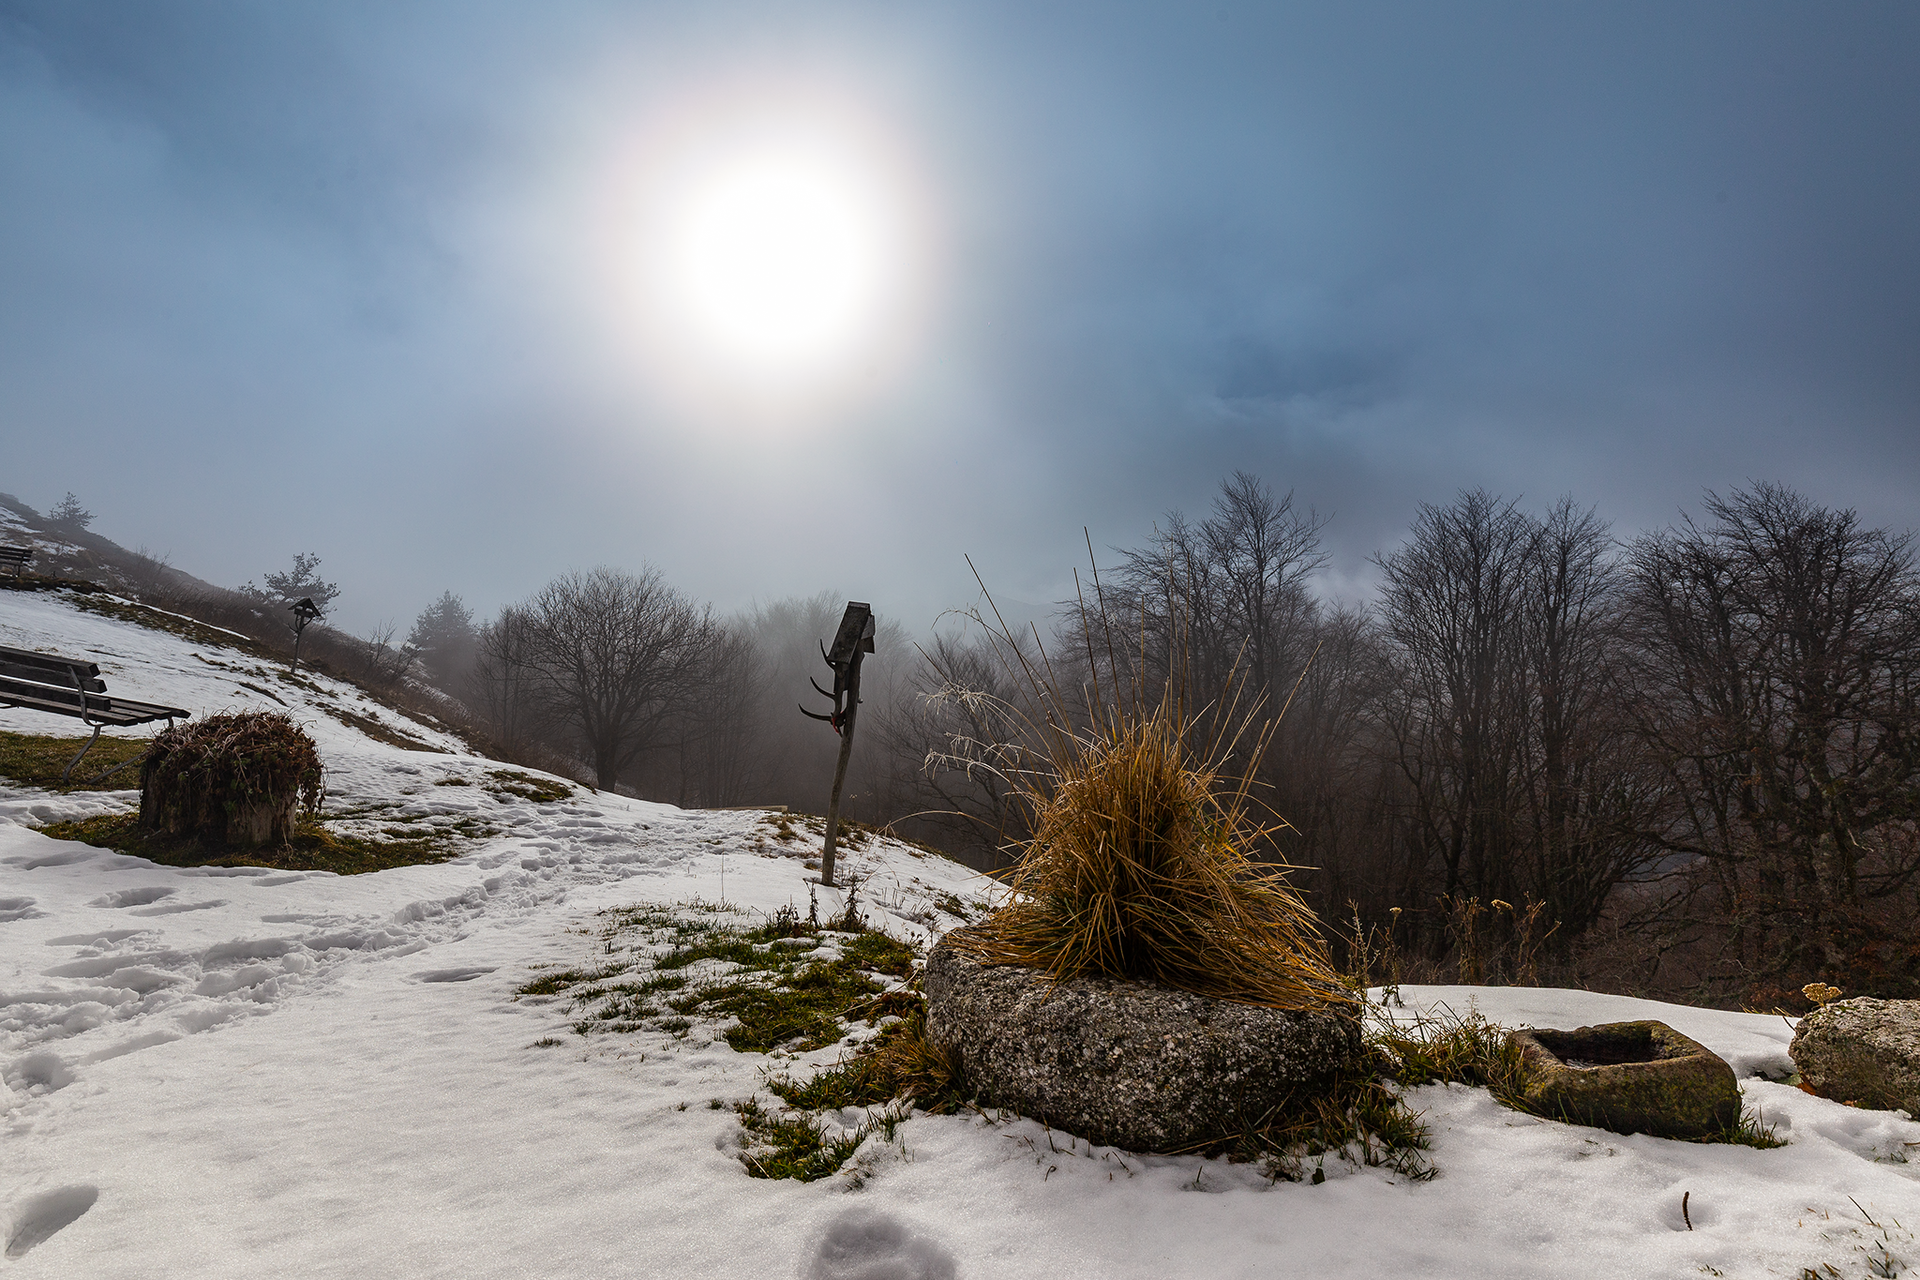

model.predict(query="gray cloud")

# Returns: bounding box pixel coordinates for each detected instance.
[2,0,1916,633]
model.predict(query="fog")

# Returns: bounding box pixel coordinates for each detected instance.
[3,1,1918,638]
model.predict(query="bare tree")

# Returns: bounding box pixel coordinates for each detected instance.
[470,605,548,760]
[874,630,1033,868]
[525,567,715,791]
[1373,491,1656,965]
[1105,475,1328,717]
[1624,484,1920,993]
[664,627,764,808]
[358,620,416,689]
[1375,490,1535,905]
[1512,499,1657,939]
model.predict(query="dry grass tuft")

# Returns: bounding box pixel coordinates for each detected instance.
[958,694,1347,1009]
[942,560,1349,1012]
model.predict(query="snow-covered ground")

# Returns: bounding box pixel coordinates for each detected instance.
[3,589,1918,1277]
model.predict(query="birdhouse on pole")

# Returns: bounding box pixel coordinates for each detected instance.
[800,601,876,887]
[288,597,322,673]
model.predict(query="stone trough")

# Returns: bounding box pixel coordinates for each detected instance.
[1508,1020,1740,1139]
[923,936,1362,1153]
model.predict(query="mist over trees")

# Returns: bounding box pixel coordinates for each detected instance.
[389,477,1919,1010]
[16,475,1917,1008]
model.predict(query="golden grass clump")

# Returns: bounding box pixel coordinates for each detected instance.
[954,688,1351,1012]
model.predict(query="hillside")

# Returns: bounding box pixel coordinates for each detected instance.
[0,590,1915,1277]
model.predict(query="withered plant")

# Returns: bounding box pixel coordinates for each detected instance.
[937,553,1350,1011]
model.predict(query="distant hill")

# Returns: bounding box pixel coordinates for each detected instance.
[0,492,496,766]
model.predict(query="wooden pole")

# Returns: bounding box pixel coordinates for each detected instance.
[819,651,863,887]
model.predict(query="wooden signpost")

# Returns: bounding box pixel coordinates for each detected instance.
[800,601,876,887]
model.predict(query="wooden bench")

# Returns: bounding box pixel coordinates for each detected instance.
[0,643,190,783]
[0,546,30,577]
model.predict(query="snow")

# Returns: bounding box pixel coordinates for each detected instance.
[3,590,1918,1276]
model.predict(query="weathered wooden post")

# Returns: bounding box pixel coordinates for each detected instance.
[800,602,876,887]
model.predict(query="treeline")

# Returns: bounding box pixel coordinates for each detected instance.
[995,476,1918,1011]
[388,475,1918,1011]
[32,479,1912,1010]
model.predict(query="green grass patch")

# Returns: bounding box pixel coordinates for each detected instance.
[0,730,150,791]
[515,964,631,998]
[518,900,941,1181]
[842,930,917,976]
[654,936,765,971]
[693,960,887,1054]
[518,901,920,1054]
[36,811,467,875]
[732,1096,888,1182]
[485,769,574,803]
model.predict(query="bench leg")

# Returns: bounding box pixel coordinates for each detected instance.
[77,753,146,787]
[61,725,102,785]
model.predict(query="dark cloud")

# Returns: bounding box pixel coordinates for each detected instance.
[2,1,1916,632]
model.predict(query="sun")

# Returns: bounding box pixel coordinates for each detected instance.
[665,146,894,374]
[628,101,927,409]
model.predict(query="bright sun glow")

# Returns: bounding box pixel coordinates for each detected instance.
[665,147,893,372]
[627,98,928,413]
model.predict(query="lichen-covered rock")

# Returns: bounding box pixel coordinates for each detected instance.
[1790,997,1920,1115]
[1509,1021,1740,1139]
[922,937,1361,1153]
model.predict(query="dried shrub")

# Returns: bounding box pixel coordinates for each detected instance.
[956,692,1349,1010]
[941,569,1350,1012]
[139,711,323,847]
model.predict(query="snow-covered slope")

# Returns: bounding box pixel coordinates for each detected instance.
[2,590,1917,1278]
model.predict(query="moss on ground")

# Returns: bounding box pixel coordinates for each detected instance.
[36,811,468,875]
[0,730,150,791]
[483,769,574,803]
[515,900,927,1182]
[317,703,437,752]
[520,904,917,1054]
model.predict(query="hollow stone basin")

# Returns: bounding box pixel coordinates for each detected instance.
[1508,1020,1740,1140]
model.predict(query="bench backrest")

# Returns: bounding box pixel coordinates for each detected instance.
[0,645,108,693]
[0,546,30,572]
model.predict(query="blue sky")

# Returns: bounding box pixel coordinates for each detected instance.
[3,1,1916,635]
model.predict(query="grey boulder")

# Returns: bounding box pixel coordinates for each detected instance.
[922,935,1361,1153]
[1790,997,1920,1115]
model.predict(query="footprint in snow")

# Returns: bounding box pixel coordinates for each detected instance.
[13,850,100,870]
[412,967,497,983]
[129,899,228,917]
[806,1210,956,1280]
[4,1051,76,1097]
[88,886,173,909]
[43,929,150,946]
[4,1185,99,1260]
[0,896,42,923]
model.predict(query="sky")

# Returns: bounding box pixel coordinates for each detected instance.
[2,1,1917,638]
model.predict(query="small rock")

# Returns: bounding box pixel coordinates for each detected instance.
[923,936,1361,1152]
[1790,997,1920,1115]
